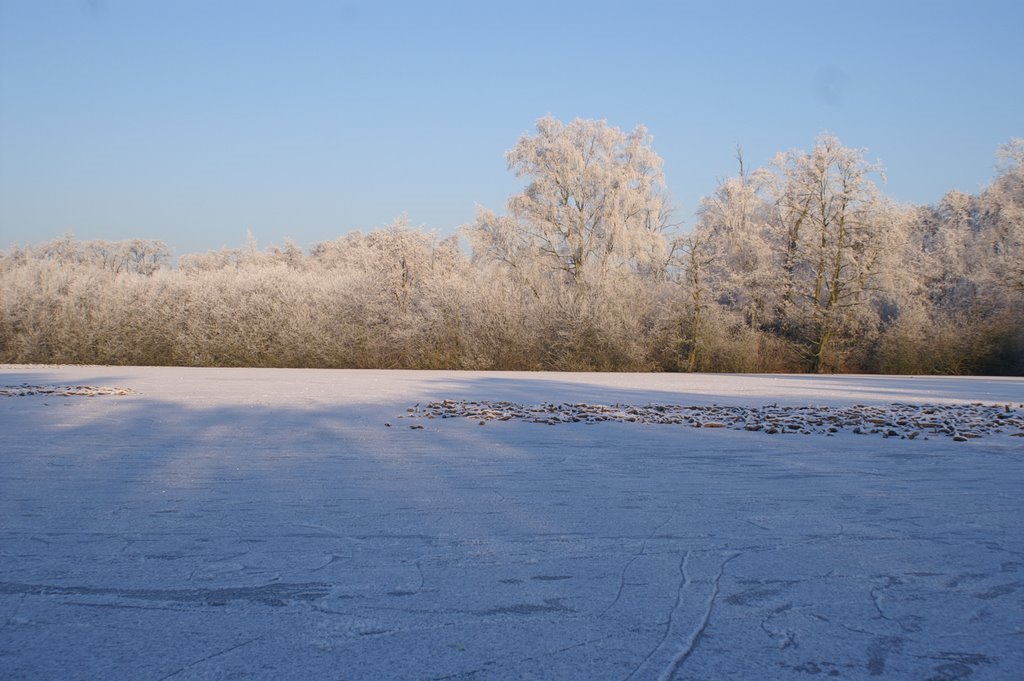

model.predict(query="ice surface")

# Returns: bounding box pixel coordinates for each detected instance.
[1,366,1022,680]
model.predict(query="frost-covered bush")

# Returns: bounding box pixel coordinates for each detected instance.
[0,125,1020,374]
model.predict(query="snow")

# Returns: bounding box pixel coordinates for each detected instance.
[1,365,1022,680]
[407,400,1022,439]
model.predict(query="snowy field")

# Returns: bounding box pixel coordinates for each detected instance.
[2,366,1023,681]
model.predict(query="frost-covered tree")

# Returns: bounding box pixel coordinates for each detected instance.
[677,232,715,371]
[1,134,1018,374]
[466,116,674,289]
[979,139,1024,293]
[5,234,170,275]
[691,150,776,330]
[766,134,898,372]
[683,139,902,372]
[870,140,1024,375]
[463,116,677,370]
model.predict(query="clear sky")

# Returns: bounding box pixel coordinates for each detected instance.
[1,0,1021,256]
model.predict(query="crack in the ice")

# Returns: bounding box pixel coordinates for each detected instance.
[836,621,884,638]
[759,603,798,649]
[621,550,692,679]
[600,541,646,618]
[293,522,346,538]
[66,601,192,612]
[474,597,576,616]
[602,504,680,618]
[311,553,349,572]
[866,635,904,676]
[657,552,739,681]
[429,634,615,680]
[628,548,696,680]
[1,594,26,630]
[155,634,264,680]
[869,577,916,633]
[624,549,738,681]
[0,580,331,606]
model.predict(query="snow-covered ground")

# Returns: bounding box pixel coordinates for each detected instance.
[1,366,1022,680]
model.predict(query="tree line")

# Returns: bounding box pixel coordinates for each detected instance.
[1,117,1021,374]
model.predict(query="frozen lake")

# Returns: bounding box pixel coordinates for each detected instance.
[2,366,1022,680]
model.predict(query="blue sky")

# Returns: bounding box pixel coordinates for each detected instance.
[1,0,1021,256]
